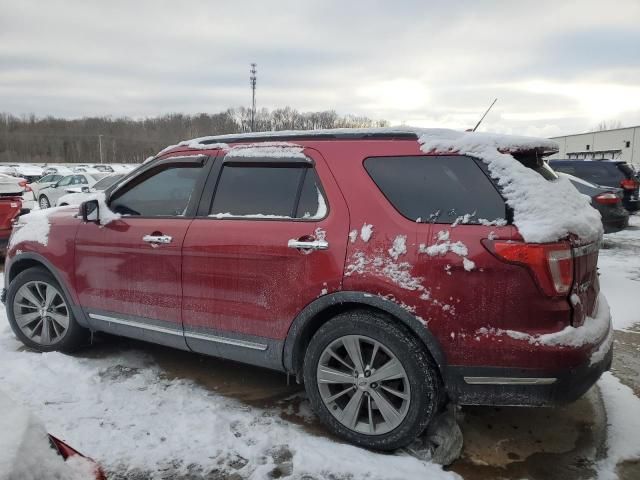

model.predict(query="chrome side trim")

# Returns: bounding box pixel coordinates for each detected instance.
[184,331,268,351]
[88,313,183,337]
[89,313,269,351]
[463,376,557,386]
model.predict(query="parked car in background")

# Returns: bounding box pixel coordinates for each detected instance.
[549,159,640,212]
[0,390,105,479]
[0,173,34,210]
[4,128,612,451]
[0,194,23,251]
[37,173,110,209]
[14,164,44,183]
[43,165,74,176]
[56,173,125,206]
[559,172,629,233]
[28,173,64,202]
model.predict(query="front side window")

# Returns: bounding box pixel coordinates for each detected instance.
[209,164,327,219]
[109,163,204,216]
[364,155,506,224]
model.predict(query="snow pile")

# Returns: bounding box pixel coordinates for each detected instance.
[0,317,457,480]
[360,223,374,242]
[9,208,60,247]
[388,235,407,260]
[225,142,306,159]
[416,129,603,244]
[0,391,94,480]
[597,373,640,479]
[348,229,358,243]
[418,230,475,272]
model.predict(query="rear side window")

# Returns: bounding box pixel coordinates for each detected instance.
[210,165,327,219]
[364,155,506,224]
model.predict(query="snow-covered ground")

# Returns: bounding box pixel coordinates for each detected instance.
[0,216,639,479]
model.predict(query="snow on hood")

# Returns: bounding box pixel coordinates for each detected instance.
[9,208,61,247]
[416,129,602,244]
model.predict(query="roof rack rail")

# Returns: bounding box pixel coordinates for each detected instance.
[198,131,418,145]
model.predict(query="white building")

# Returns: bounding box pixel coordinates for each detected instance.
[548,125,640,166]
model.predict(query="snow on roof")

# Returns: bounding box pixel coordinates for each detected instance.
[155,127,600,243]
[416,130,601,244]
[225,141,306,159]
[173,126,559,153]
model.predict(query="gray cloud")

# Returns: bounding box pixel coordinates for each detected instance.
[1,0,639,136]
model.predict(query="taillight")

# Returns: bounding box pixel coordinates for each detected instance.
[594,192,620,205]
[484,240,574,296]
[18,180,31,192]
[620,178,638,190]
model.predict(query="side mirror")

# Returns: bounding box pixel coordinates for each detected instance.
[80,199,100,224]
[50,183,58,189]
[81,186,90,193]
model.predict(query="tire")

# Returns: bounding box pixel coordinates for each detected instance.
[39,195,51,209]
[6,267,89,352]
[303,310,441,451]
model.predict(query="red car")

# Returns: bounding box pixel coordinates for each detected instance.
[0,195,24,251]
[2,129,612,450]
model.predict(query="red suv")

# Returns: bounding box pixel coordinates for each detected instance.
[3,129,613,451]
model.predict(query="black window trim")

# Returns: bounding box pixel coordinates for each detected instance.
[105,155,212,220]
[196,154,329,222]
[363,154,510,225]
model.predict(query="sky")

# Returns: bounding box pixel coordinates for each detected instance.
[1,0,640,137]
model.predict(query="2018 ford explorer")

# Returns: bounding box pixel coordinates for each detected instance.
[3,128,612,451]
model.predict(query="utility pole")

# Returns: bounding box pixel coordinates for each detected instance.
[250,63,257,132]
[98,134,104,164]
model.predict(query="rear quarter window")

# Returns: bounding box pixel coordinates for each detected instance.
[364,155,506,224]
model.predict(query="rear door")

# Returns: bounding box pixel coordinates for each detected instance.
[75,155,211,348]
[181,148,349,368]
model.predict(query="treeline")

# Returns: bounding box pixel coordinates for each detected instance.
[0,107,389,164]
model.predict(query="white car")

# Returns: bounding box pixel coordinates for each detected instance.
[28,173,64,202]
[0,173,25,196]
[42,165,74,176]
[56,173,125,206]
[36,172,111,209]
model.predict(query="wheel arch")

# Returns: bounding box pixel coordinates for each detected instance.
[282,291,446,378]
[6,253,89,328]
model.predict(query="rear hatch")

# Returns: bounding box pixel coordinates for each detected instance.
[514,154,601,326]
[570,242,600,326]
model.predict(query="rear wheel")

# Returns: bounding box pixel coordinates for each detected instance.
[303,310,441,450]
[39,195,50,209]
[7,267,89,352]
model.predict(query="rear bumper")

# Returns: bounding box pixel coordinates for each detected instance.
[444,341,612,406]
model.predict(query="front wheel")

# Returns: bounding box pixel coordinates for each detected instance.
[6,267,89,352]
[39,195,51,209]
[303,310,441,451]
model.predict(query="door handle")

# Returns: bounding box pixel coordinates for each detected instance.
[143,234,173,244]
[287,239,329,250]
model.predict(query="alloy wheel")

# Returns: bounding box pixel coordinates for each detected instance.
[316,335,411,435]
[39,196,50,209]
[13,281,70,346]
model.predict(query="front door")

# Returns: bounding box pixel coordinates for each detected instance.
[181,148,349,368]
[75,155,211,348]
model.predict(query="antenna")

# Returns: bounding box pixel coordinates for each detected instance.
[250,63,257,132]
[472,98,497,132]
